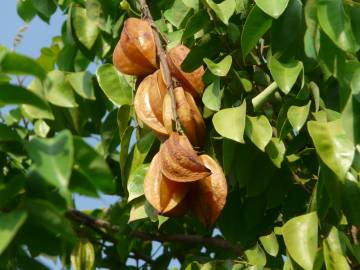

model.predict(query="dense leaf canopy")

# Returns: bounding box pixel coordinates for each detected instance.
[0,0,359,269]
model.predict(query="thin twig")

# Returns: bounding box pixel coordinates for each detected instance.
[351,226,359,245]
[139,0,183,133]
[66,209,244,257]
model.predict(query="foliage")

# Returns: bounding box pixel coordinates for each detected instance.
[0,0,359,269]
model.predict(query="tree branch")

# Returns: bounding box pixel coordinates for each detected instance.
[66,209,244,257]
[139,0,183,133]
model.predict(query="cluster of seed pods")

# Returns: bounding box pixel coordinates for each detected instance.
[113,18,227,227]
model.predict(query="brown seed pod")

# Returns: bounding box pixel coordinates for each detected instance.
[134,74,168,138]
[159,133,211,182]
[149,70,168,122]
[113,18,157,75]
[166,45,205,98]
[144,154,188,214]
[163,87,205,147]
[190,155,227,228]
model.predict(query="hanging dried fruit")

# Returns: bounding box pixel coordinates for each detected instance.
[163,87,205,147]
[144,154,189,214]
[159,133,211,182]
[113,18,157,75]
[189,155,227,228]
[134,73,168,138]
[166,45,205,98]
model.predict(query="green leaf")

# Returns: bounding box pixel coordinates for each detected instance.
[307,120,354,180]
[117,105,131,138]
[164,0,191,28]
[71,240,95,270]
[287,101,311,133]
[283,212,318,270]
[127,164,150,202]
[0,84,51,113]
[73,137,114,194]
[129,199,148,223]
[212,101,246,143]
[241,5,272,58]
[0,210,28,255]
[259,232,279,257]
[245,115,272,151]
[268,56,303,94]
[323,227,351,270]
[67,71,95,100]
[0,52,46,80]
[183,0,199,10]
[245,243,267,266]
[96,64,132,106]
[31,0,56,20]
[0,124,22,143]
[26,130,74,192]
[255,0,289,18]
[45,70,78,108]
[202,78,222,111]
[34,119,50,138]
[25,199,75,241]
[72,6,100,49]
[182,10,211,40]
[317,0,358,53]
[265,138,285,168]
[204,55,232,77]
[342,176,360,226]
[16,0,36,22]
[205,0,236,25]
[21,79,54,120]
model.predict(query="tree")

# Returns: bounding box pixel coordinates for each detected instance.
[0,0,359,269]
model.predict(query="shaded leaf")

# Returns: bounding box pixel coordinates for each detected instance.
[0,210,27,255]
[265,138,285,168]
[127,164,149,202]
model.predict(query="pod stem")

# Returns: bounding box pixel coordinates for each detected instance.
[139,0,183,134]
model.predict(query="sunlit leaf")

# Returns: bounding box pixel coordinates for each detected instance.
[287,101,311,133]
[205,0,236,25]
[245,115,272,151]
[255,0,289,18]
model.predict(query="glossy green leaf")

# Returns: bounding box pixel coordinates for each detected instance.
[259,232,279,257]
[241,5,272,58]
[71,240,95,270]
[72,6,99,49]
[283,212,318,270]
[212,101,246,143]
[67,71,95,100]
[317,0,358,53]
[268,56,303,94]
[287,101,311,133]
[204,55,232,77]
[127,164,149,202]
[0,210,27,255]
[96,64,132,106]
[205,0,236,25]
[245,243,267,266]
[0,52,46,80]
[255,0,289,18]
[183,0,199,10]
[202,78,222,111]
[45,70,78,108]
[0,84,51,113]
[182,10,210,40]
[265,138,285,168]
[245,115,272,151]
[26,130,74,192]
[73,137,114,194]
[307,120,354,180]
